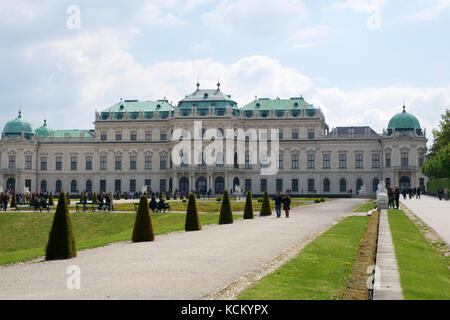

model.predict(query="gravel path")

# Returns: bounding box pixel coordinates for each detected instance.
[0,198,364,300]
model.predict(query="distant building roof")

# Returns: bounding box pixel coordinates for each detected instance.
[325,126,380,139]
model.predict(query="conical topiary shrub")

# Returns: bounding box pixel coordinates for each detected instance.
[243,191,254,219]
[185,193,201,231]
[92,192,97,203]
[10,192,17,208]
[46,191,77,260]
[132,194,155,242]
[260,191,272,216]
[80,192,84,202]
[49,192,54,206]
[219,190,233,224]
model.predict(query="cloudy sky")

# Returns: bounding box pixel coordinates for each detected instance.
[1,0,449,146]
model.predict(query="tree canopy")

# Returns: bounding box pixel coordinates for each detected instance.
[423,109,450,178]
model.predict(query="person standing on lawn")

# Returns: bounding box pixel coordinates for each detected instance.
[387,187,394,208]
[282,193,291,218]
[394,186,400,209]
[273,191,283,218]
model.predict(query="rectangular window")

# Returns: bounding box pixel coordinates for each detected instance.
[130,131,137,141]
[25,155,32,169]
[292,179,299,192]
[401,152,408,167]
[385,178,391,189]
[308,179,315,192]
[160,130,167,141]
[418,153,424,167]
[145,179,151,190]
[245,179,252,192]
[292,129,299,139]
[100,156,107,170]
[278,154,283,169]
[276,179,283,192]
[40,157,47,171]
[278,130,283,140]
[55,156,63,170]
[419,178,424,187]
[160,156,167,169]
[86,156,92,170]
[323,179,330,192]
[115,131,122,141]
[145,131,152,141]
[115,156,122,170]
[130,156,137,170]
[372,154,380,168]
[307,129,315,140]
[100,180,106,192]
[100,132,107,141]
[160,179,166,192]
[245,154,252,169]
[308,154,315,169]
[130,179,136,193]
[260,179,267,192]
[8,156,15,169]
[356,153,363,168]
[339,154,347,169]
[115,180,121,192]
[292,154,299,169]
[145,156,152,170]
[25,179,31,191]
[385,153,391,168]
[323,154,330,169]
[71,156,77,170]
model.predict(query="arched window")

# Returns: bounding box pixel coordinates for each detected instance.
[356,179,363,193]
[372,179,380,192]
[71,180,77,193]
[86,180,92,193]
[55,180,62,193]
[215,176,225,194]
[40,180,47,192]
[179,177,189,194]
[340,179,346,192]
[323,178,330,192]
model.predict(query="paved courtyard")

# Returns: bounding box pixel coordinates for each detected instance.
[0,198,364,300]
[401,195,450,245]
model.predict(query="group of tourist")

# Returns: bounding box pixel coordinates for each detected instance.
[272,192,291,218]
[436,187,449,201]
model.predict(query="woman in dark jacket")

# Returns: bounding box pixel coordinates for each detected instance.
[282,193,291,218]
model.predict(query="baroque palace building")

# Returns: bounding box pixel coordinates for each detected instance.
[0,83,428,196]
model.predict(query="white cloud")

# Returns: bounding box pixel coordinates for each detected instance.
[190,40,215,55]
[202,0,308,36]
[291,25,334,49]
[333,0,387,13]
[407,0,450,21]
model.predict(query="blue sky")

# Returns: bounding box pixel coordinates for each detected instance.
[0,0,449,146]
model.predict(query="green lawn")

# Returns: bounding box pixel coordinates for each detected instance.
[238,216,369,300]
[388,209,450,300]
[353,201,376,212]
[0,212,242,266]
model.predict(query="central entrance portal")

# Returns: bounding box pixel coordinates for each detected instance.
[196,176,207,194]
[179,177,189,195]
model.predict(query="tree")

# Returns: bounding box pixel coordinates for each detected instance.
[132,194,155,242]
[260,191,272,216]
[243,191,254,219]
[430,109,450,156]
[185,193,201,231]
[46,191,77,260]
[219,190,233,224]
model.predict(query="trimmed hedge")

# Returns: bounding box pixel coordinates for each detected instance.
[426,177,450,196]
[185,193,201,231]
[219,190,233,224]
[243,191,254,219]
[46,191,77,260]
[132,194,155,242]
[260,191,272,216]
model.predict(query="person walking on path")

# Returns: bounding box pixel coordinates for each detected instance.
[273,191,283,218]
[437,187,443,200]
[282,193,291,218]
[402,188,407,200]
[416,187,421,199]
[387,187,394,209]
[444,188,448,201]
[394,186,400,209]
[2,192,9,211]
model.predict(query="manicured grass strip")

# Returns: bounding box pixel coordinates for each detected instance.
[353,201,376,212]
[388,209,450,300]
[238,216,369,300]
[0,212,242,266]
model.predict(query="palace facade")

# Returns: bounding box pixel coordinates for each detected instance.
[0,83,428,196]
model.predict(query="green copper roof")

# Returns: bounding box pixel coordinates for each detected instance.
[52,130,93,139]
[3,111,35,139]
[242,96,315,111]
[100,100,174,120]
[178,86,238,112]
[387,106,421,130]
[36,120,55,138]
